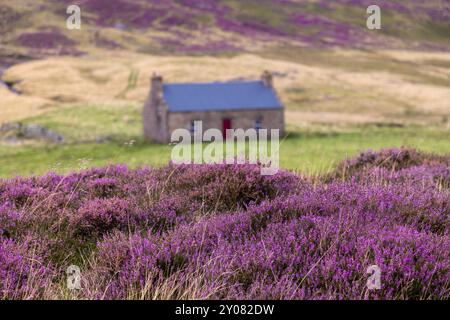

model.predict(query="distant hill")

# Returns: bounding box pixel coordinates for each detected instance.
[1,0,449,65]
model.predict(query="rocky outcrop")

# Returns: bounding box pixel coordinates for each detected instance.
[0,123,64,143]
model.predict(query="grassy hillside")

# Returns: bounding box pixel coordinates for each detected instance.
[0,50,448,177]
[1,0,449,63]
[0,1,449,177]
[2,51,450,123]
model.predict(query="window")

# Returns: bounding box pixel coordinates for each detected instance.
[255,118,263,131]
[190,120,199,134]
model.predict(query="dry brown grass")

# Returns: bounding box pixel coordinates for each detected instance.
[0,86,52,123]
[1,50,449,125]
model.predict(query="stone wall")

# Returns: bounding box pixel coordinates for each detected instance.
[143,76,169,143]
[167,108,284,143]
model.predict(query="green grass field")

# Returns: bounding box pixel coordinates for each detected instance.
[2,46,450,178]
[1,104,448,178]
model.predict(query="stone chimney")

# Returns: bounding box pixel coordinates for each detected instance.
[151,73,163,101]
[261,70,273,88]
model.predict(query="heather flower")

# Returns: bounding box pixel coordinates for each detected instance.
[0,238,52,299]
[70,197,138,238]
[330,147,449,181]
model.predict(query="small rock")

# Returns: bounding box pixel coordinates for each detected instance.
[0,122,64,143]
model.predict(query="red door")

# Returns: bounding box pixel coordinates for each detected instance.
[222,119,231,139]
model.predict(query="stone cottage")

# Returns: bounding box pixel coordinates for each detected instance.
[143,71,285,143]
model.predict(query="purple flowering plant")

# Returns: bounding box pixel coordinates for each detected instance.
[0,148,448,299]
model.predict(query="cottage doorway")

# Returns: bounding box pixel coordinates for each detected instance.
[222,119,232,139]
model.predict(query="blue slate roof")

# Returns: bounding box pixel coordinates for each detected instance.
[162,81,282,112]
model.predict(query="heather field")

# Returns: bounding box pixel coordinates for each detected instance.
[1,0,449,58]
[0,148,449,300]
